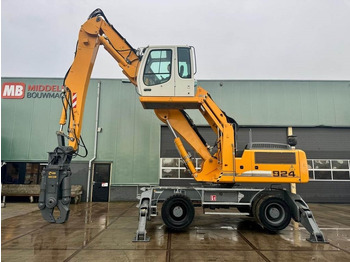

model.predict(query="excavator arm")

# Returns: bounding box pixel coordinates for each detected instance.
[60,9,140,151]
[39,9,140,223]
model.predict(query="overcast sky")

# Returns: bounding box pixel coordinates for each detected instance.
[1,0,350,80]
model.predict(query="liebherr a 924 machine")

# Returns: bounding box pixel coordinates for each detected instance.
[39,9,326,243]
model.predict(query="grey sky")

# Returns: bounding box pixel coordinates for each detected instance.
[1,0,350,80]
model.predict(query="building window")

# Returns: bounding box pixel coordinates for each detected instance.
[25,163,44,184]
[160,158,350,181]
[308,159,350,181]
[1,162,45,184]
[160,158,201,179]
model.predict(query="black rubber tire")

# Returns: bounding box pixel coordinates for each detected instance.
[254,195,291,232]
[161,194,195,231]
[251,192,268,219]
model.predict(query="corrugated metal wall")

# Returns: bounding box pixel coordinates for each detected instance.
[1,78,350,186]
[92,79,160,184]
[196,80,350,127]
[1,78,63,161]
[1,78,160,185]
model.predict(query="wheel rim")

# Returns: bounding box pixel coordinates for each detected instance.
[264,203,285,225]
[172,206,184,218]
[170,203,186,222]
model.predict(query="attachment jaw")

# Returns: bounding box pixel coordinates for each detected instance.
[38,146,74,223]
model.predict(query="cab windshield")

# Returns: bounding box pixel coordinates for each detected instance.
[143,49,172,86]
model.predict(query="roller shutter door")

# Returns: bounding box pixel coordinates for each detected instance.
[160,126,217,158]
[293,128,350,159]
[161,126,288,157]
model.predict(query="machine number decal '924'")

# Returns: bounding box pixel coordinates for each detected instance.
[272,171,295,177]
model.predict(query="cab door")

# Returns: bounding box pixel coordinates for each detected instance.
[137,47,175,96]
[174,47,195,96]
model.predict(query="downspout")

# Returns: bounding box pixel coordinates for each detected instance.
[87,81,101,202]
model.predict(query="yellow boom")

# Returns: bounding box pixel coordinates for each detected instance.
[59,9,140,151]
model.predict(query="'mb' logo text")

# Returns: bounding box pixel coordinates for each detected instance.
[1,83,25,99]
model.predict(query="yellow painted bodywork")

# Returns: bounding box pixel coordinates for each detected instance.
[59,16,139,150]
[142,87,309,184]
[233,149,309,183]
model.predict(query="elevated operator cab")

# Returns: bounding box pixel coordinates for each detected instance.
[137,46,196,97]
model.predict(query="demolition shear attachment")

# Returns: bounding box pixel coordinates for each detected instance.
[38,147,73,223]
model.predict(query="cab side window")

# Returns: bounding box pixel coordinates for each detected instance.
[178,47,191,78]
[143,49,172,86]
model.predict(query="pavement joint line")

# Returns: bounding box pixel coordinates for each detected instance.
[258,249,348,252]
[63,202,135,262]
[2,247,81,251]
[1,210,108,246]
[308,228,350,230]
[1,222,52,246]
[166,248,255,251]
[166,230,172,262]
[72,248,255,251]
[328,243,350,254]
[237,230,271,262]
[1,209,41,221]
[1,203,103,245]
[3,247,348,252]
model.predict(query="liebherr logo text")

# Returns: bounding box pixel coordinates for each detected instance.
[1,83,63,99]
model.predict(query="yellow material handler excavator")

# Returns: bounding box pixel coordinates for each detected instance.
[39,9,326,243]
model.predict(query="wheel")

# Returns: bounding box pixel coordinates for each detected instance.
[161,194,195,231]
[254,195,291,232]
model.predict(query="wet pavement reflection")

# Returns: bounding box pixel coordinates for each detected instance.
[2,202,350,261]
